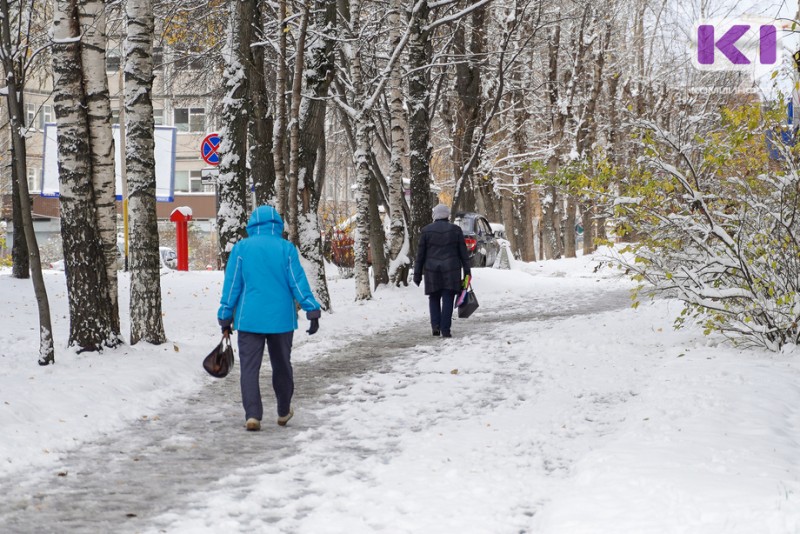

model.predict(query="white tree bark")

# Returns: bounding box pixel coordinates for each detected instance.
[387,0,411,285]
[78,0,120,335]
[216,0,251,266]
[125,0,165,344]
[347,0,373,301]
[52,0,116,350]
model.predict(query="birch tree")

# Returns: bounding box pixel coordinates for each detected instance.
[52,0,116,350]
[0,0,54,364]
[79,0,119,335]
[342,0,374,300]
[125,0,165,345]
[216,0,253,266]
[387,0,411,285]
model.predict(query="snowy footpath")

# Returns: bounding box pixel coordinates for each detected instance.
[1,254,799,533]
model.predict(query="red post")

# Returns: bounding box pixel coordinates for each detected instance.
[169,207,193,271]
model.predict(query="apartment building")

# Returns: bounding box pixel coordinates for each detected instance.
[1,42,222,247]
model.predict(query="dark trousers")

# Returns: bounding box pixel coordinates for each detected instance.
[237,331,294,421]
[428,289,457,334]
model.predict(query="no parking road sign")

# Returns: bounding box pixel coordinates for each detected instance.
[201,133,221,166]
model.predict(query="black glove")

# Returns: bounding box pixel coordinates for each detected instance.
[307,318,319,335]
[219,319,233,337]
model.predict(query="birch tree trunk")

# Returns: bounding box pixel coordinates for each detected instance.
[387,0,410,285]
[52,0,115,349]
[79,0,120,335]
[0,0,54,364]
[125,0,165,345]
[217,0,252,266]
[348,0,373,301]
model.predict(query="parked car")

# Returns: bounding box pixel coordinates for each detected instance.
[159,247,178,269]
[49,259,65,271]
[453,212,500,268]
[116,240,178,270]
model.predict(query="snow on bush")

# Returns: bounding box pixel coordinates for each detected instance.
[608,103,800,351]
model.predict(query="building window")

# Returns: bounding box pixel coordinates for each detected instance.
[154,109,164,126]
[174,170,208,193]
[174,170,189,192]
[173,48,204,71]
[27,167,40,193]
[25,102,36,128]
[111,109,119,125]
[38,105,53,130]
[190,170,206,192]
[173,107,205,133]
[153,47,163,70]
[106,50,121,72]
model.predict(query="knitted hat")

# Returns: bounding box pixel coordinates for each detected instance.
[432,203,450,220]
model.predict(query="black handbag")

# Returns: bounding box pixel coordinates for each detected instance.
[203,336,235,378]
[457,284,479,319]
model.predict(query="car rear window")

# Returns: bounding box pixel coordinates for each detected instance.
[454,217,473,233]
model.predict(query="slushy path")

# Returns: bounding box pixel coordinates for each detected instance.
[0,287,631,533]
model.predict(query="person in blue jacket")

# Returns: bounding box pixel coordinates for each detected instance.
[218,205,322,431]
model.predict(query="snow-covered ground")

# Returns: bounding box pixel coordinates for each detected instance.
[1,252,799,533]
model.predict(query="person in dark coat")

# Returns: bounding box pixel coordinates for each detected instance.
[218,205,322,431]
[413,203,471,337]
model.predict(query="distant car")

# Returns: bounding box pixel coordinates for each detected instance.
[49,259,65,271]
[116,241,178,270]
[453,212,500,268]
[159,247,178,269]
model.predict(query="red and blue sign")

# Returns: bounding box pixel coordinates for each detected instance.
[201,133,221,166]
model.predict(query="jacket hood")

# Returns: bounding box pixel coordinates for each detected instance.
[247,205,284,237]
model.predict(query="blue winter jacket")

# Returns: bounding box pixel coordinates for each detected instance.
[218,205,321,334]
